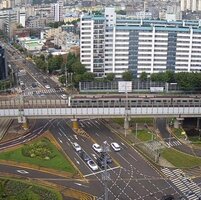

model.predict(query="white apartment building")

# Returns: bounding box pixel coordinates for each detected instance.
[80,8,201,78]
[51,0,63,22]
[181,0,201,11]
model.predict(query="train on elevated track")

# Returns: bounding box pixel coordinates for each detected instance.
[68,94,201,107]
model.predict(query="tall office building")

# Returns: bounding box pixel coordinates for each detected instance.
[80,8,201,78]
[181,0,201,11]
[51,0,63,22]
[0,46,7,80]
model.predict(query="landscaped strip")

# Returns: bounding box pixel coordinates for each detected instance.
[133,129,153,142]
[161,148,201,168]
[0,177,63,200]
[0,137,76,173]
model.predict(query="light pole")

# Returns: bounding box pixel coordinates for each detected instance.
[102,141,110,200]
[65,64,68,87]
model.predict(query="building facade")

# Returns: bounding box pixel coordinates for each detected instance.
[51,0,63,22]
[181,0,201,11]
[80,8,201,77]
[0,46,7,80]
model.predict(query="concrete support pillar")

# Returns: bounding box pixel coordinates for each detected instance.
[71,118,79,130]
[124,116,129,137]
[174,118,184,128]
[197,118,200,130]
[22,119,29,130]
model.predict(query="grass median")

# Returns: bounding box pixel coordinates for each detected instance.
[133,130,154,142]
[161,148,201,168]
[0,177,63,200]
[0,137,76,173]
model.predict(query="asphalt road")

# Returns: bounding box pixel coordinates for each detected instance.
[49,119,182,200]
[1,118,201,199]
[156,118,201,157]
[3,42,66,100]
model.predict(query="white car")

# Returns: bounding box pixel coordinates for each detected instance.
[87,160,98,171]
[111,142,121,152]
[45,85,50,89]
[72,142,81,152]
[61,94,67,99]
[92,143,102,153]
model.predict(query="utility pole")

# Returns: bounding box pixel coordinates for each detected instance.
[102,141,110,200]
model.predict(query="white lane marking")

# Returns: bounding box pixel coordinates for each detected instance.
[84,166,121,177]
[118,153,130,164]
[95,120,100,124]
[74,158,80,165]
[58,132,62,137]
[128,153,137,161]
[58,138,63,143]
[74,135,78,140]
[81,138,85,142]
[95,132,99,136]
[74,183,88,187]
[92,154,97,159]
[17,170,29,174]
[66,141,70,146]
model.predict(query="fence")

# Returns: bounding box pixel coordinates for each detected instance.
[79,80,181,93]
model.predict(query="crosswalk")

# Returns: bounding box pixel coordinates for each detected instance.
[161,168,201,200]
[165,138,182,147]
[23,88,64,96]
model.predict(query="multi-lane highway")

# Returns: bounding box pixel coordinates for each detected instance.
[1,118,201,199]
[2,41,66,100]
[48,118,184,199]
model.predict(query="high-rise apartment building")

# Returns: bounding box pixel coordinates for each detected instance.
[181,0,201,11]
[51,0,63,22]
[80,8,201,78]
[0,46,7,80]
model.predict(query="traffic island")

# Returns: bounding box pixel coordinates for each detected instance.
[0,132,80,179]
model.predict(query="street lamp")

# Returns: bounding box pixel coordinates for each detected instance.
[65,64,68,87]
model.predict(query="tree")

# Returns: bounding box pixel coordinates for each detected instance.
[140,72,148,81]
[66,53,77,72]
[122,71,133,81]
[106,73,115,81]
[58,75,66,85]
[82,72,95,81]
[116,10,126,15]
[72,61,86,74]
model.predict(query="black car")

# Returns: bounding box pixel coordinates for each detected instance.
[32,82,37,88]
[161,195,174,200]
[99,153,113,164]
[80,151,91,162]
[97,157,106,169]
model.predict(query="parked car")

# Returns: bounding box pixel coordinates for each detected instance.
[92,143,102,153]
[72,142,81,152]
[87,160,98,171]
[111,142,121,152]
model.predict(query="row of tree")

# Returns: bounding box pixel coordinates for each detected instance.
[33,53,201,90]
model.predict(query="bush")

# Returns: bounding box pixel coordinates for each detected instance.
[21,139,56,160]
